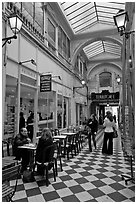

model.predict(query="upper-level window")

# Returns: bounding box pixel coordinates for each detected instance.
[79,61,83,75]
[99,72,112,87]
[58,26,70,60]
[48,19,55,43]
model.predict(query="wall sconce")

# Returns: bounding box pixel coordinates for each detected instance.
[113,9,135,38]
[73,79,86,95]
[19,59,37,66]
[129,55,133,68]
[116,75,121,84]
[52,75,62,80]
[2,14,23,47]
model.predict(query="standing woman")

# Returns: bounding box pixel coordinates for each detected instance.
[102,111,116,155]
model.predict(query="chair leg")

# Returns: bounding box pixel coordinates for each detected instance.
[59,156,63,171]
[54,158,58,176]
[53,165,56,182]
[45,166,49,186]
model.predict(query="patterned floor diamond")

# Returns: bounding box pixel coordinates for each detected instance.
[10,130,135,202]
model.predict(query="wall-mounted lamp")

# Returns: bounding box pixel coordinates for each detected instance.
[129,55,133,68]
[116,75,121,84]
[73,79,86,95]
[52,75,62,80]
[2,14,23,47]
[113,9,135,38]
[19,59,37,66]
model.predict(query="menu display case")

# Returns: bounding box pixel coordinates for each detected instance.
[4,104,17,139]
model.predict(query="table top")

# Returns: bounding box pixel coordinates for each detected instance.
[2,158,18,169]
[61,132,76,136]
[53,135,67,139]
[18,143,36,150]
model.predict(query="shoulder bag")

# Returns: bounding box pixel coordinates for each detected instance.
[113,127,118,138]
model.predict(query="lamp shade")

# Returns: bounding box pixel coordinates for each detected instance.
[113,10,129,35]
[81,80,86,85]
[8,14,23,35]
[117,76,121,83]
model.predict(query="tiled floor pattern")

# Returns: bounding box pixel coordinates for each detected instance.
[10,130,135,202]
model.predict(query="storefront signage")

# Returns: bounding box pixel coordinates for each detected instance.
[91,91,119,101]
[40,74,52,92]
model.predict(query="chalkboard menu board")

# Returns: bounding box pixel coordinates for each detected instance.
[40,74,52,92]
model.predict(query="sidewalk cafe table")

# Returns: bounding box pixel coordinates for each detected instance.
[61,132,77,136]
[18,143,36,172]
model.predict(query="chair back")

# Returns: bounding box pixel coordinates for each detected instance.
[54,129,60,135]
[2,137,14,157]
[2,163,21,183]
[42,144,55,164]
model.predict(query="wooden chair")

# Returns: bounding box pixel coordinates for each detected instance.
[72,132,80,155]
[61,136,74,160]
[53,140,63,176]
[2,163,21,202]
[35,144,56,186]
[2,138,16,160]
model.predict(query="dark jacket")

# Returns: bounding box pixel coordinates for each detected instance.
[87,118,98,133]
[13,134,30,159]
[36,137,53,163]
[19,116,25,131]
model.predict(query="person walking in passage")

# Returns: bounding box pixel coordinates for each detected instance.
[102,111,116,155]
[87,114,98,152]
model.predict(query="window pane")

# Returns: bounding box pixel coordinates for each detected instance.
[48,19,55,42]
[99,72,112,87]
[58,26,62,53]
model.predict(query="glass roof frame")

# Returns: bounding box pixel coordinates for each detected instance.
[58,2,125,60]
[58,2,125,34]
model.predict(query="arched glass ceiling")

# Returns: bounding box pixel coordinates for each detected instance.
[58,2,125,34]
[83,40,121,60]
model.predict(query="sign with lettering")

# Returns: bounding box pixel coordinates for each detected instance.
[91,91,119,101]
[40,74,52,92]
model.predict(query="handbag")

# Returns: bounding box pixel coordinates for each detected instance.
[113,127,118,138]
[23,170,35,183]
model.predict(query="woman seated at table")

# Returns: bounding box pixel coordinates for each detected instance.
[35,128,53,175]
[13,127,31,172]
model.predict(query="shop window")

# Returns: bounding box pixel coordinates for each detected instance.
[4,82,17,138]
[99,72,112,87]
[63,97,68,128]
[38,91,55,128]
[57,94,63,129]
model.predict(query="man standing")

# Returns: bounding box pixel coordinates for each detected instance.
[87,114,98,152]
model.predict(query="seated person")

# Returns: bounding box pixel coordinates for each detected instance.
[35,128,53,175]
[13,127,31,172]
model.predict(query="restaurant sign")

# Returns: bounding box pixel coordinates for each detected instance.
[40,74,52,92]
[91,91,119,101]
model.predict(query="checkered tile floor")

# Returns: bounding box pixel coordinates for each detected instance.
[10,130,135,202]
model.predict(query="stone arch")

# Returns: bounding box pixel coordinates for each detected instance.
[87,62,122,80]
[71,36,122,65]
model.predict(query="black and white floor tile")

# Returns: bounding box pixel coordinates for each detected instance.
[10,130,135,202]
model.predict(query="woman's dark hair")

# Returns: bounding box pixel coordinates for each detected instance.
[41,128,52,141]
[106,111,113,122]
